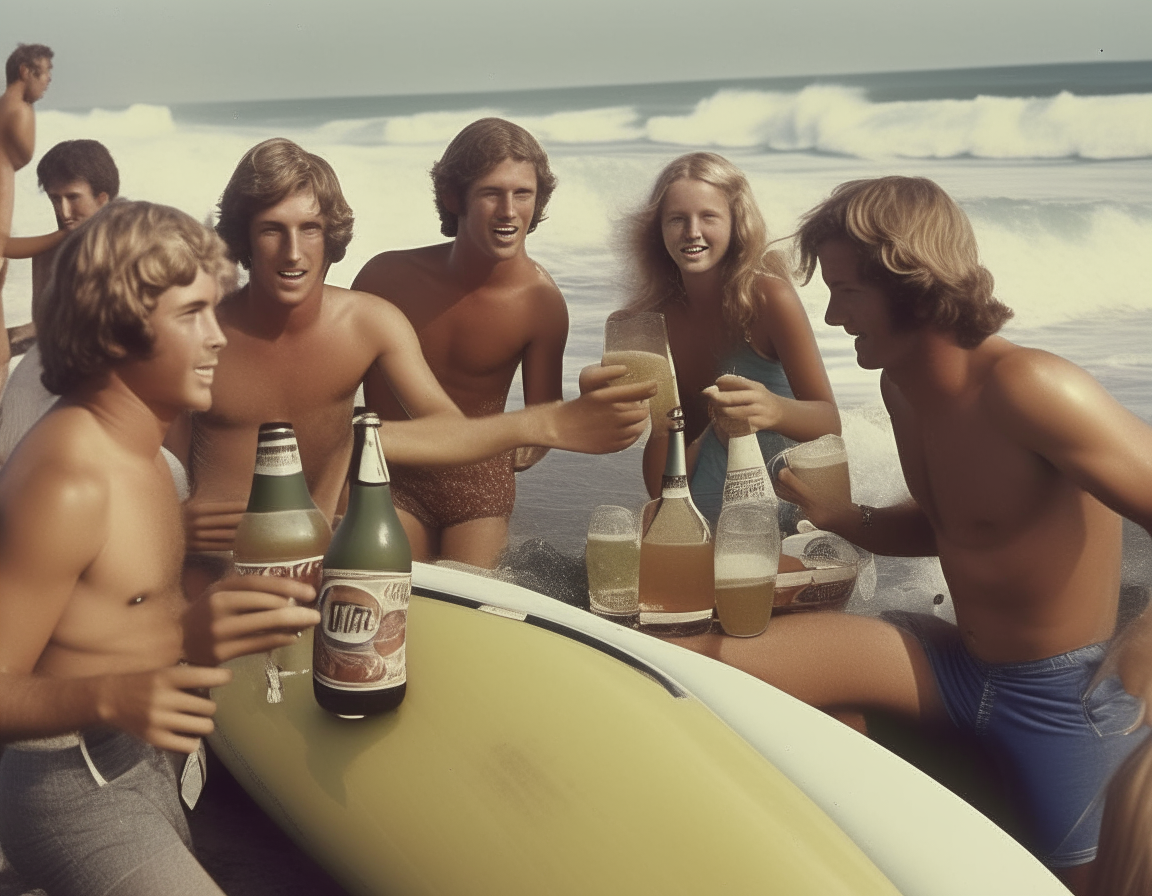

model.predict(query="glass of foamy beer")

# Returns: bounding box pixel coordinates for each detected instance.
[602,312,681,425]
[769,434,852,510]
[713,502,780,637]
[586,505,641,627]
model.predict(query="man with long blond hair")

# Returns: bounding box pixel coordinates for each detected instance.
[685,176,1152,893]
[0,200,320,895]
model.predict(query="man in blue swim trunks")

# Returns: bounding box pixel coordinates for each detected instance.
[683,176,1152,893]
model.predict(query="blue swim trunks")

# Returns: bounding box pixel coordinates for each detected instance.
[885,610,1150,868]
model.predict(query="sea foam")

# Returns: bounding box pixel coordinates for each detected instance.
[646,86,1152,160]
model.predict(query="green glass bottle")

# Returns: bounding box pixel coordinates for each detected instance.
[313,411,412,718]
[233,422,331,589]
[233,422,332,700]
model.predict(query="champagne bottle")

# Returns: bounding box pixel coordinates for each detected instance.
[314,411,412,718]
[638,407,714,636]
[717,415,772,506]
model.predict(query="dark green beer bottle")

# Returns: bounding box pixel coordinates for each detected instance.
[313,411,412,718]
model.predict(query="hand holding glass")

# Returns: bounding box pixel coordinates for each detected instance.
[602,312,680,426]
[769,434,852,514]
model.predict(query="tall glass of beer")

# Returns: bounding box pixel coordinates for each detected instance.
[585,505,641,627]
[713,502,779,637]
[602,312,680,425]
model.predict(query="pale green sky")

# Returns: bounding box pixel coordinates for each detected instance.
[8,0,1151,108]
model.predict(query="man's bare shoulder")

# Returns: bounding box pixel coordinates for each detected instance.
[983,339,1096,411]
[979,337,1127,445]
[352,245,451,302]
[0,408,112,532]
[330,282,419,345]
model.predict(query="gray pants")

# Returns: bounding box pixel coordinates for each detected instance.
[0,729,223,896]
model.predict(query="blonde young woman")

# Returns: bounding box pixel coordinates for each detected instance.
[621,152,839,523]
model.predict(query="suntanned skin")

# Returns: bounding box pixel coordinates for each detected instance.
[353,157,568,567]
[0,55,52,390]
[680,237,1152,894]
[177,188,652,580]
[0,268,318,754]
[638,178,839,497]
[1,177,106,351]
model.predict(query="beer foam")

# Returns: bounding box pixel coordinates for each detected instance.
[715,552,776,585]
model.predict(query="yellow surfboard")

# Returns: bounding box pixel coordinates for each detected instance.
[210,587,899,896]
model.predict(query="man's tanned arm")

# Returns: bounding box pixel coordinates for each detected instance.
[4,230,65,259]
[513,280,568,471]
[363,297,654,466]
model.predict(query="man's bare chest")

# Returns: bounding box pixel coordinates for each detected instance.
[211,335,367,425]
[892,406,1055,546]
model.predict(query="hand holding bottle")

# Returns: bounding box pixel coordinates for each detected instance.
[704,374,785,442]
[183,574,319,667]
[182,497,248,553]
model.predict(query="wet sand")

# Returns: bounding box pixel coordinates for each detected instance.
[188,749,350,896]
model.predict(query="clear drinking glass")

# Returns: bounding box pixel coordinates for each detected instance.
[602,312,680,426]
[585,505,641,627]
[768,434,852,508]
[713,501,780,637]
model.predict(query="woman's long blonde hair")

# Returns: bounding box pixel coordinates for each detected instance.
[623,152,789,337]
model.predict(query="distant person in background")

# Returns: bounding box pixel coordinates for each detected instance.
[619,152,839,523]
[353,118,569,568]
[0,139,118,463]
[0,43,54,394]
[174,137,650,595]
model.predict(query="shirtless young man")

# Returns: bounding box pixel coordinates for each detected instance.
[0,139,118,462]
[0,201,319,896]
[690,177,1152,893]
[352,118,567,567]
[0,43,53,392]
[178,138,651,587]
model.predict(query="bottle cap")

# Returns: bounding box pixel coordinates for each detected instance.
[353,411,382,428]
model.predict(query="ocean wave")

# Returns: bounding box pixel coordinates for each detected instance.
[646,85,1152,160]
[311,106,645,147]
[40,104,177,142]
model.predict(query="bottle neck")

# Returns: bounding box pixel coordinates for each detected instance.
[661,425,690,497]
[247,433,319,513]
[348,421,387,485]
[726,432,764,472]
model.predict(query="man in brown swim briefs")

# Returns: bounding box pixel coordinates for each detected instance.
[172,137,652,593]
[353,119,568,568]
